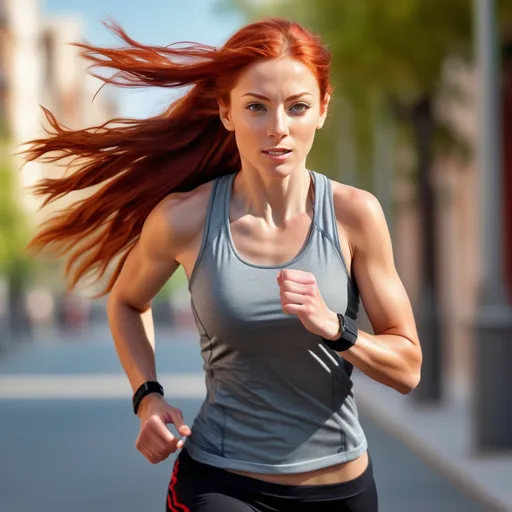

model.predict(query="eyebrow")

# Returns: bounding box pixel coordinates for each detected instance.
[241,92,313,101]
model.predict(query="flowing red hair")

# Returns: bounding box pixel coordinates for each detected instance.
[21,17,332,296]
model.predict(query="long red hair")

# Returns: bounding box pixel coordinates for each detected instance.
[22,17,332,296]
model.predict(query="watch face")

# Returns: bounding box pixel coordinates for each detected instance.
[343,316,359,343]
[338,313,346,334]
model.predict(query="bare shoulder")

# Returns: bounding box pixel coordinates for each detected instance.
[329,180,389,249]
[141,180,214,260]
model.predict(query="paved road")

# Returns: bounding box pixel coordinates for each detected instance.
[0,326,488,512]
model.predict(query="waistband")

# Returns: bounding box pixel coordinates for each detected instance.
[177,448,374,501]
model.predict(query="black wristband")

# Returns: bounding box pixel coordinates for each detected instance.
[322,313,358,352]
[132,381,164,415]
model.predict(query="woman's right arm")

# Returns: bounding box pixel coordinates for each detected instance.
[106,187,209,463]
[106,197,181,400]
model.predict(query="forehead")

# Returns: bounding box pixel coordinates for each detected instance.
[232,57,320,98]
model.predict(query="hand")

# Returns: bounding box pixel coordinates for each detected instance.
[277,269,340,340]
[135,394,191,464]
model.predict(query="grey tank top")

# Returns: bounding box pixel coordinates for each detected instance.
[183,170,367,474]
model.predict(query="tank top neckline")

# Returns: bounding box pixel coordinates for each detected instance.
[222,170,320,270]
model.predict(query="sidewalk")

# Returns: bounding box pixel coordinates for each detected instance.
[353,372,512,512]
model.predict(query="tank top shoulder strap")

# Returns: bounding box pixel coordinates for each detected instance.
[312,170,343,257]
[200,172,233,248]
[188,173,233,290]
[312,171,357,303]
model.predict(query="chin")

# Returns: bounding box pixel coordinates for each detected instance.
[260,160,300,179]
[269,165,294,176]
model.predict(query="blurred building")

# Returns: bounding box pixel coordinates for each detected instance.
[0,0,117,331]
[3,0,117,214]
[391,52,512,402]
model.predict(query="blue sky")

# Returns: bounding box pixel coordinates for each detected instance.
[42,0,245,118]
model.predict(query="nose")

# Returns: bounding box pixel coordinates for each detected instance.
[267,107,289,140]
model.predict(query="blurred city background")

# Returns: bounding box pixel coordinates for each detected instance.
[0,0,512,511]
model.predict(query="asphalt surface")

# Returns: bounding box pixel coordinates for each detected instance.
[0,326,487,512]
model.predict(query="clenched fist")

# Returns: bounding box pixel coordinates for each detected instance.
[135,394,191,464]
[277,269,340,340]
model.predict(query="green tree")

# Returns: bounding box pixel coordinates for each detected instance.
[0,145,35,333]
[0,159,28,272]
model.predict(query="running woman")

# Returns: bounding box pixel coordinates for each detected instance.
[23,17,422,512]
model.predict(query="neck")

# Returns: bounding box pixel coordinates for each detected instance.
[233,164,312,226]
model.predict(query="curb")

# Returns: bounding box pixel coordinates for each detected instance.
[356,395,511,512]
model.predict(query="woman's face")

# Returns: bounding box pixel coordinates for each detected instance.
[219,56,329,179]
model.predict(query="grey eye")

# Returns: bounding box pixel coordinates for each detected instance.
[247,103,266,112]
[291,103,311,112]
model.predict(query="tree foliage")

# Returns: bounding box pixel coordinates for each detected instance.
[0,146,33,280]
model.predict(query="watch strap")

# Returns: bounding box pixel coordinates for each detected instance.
[322,313,358,352]
[132,381,164,415]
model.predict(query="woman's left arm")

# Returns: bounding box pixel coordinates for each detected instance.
[334,187,422,394]
[278,186,422,394]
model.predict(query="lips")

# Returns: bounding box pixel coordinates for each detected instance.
[262,149,292,155]
[262,148,293,162]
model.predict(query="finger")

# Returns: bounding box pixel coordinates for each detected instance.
[138,422,179,453]
[281,269,316,285]
[168,409,192,437]
[144,448,161,464]
[163,437,180,453]
[283,303,304,315]
[145,446,172,464]
[280,280,312,295]
[149,438,179,458]
[146,415,179,446]
[136,434,176,462]
[281,291,308,306]
[142,426,181,452]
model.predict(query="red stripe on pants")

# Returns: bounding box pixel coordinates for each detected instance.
[167,458,190,512]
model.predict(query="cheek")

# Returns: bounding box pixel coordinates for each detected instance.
[291,117,319,145]
[233,117,266,152]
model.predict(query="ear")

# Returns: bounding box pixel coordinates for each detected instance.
[316,93,331,130]
[218,99,235,132]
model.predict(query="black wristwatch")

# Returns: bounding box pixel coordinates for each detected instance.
[132,381,164,415]
[321,313,358,352]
